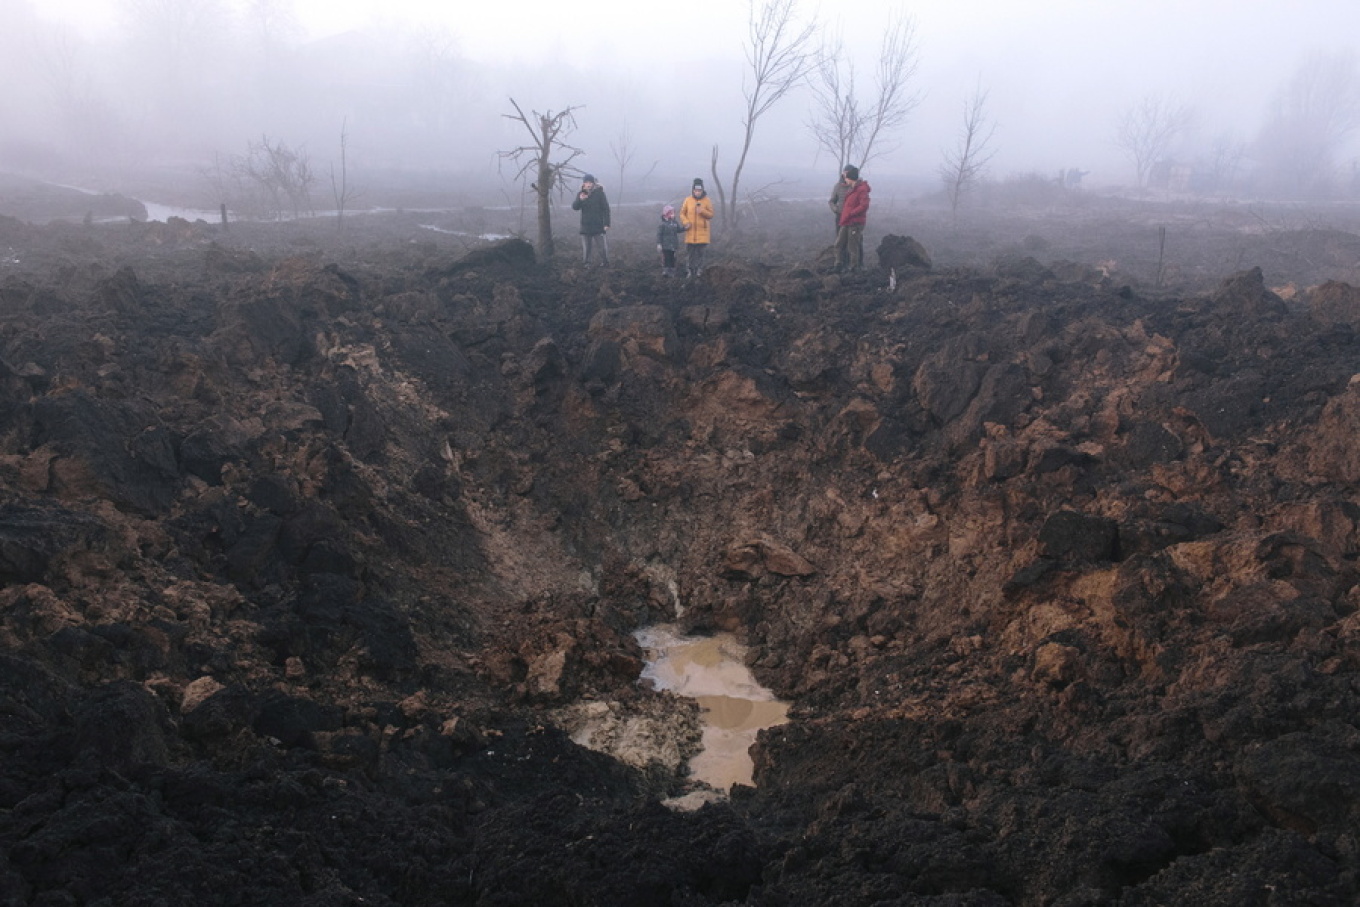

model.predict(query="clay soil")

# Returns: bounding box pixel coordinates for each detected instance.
[3,180,1360,906]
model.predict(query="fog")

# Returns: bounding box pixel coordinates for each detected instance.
[4,0,1360,209]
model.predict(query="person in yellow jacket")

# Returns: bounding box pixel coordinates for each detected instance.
[679,178,715,277]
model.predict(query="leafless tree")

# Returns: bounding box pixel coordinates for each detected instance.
[609,122,658,208]
[1202,131,1246,194]
[1114,93,1194,189]
[499,99,584,259]
[939,83,997,219]
[330,118,361,231]
[1254,49,1360,196]
[609,124,636,208]
[231,135,315,219]
[808,32,858,172]
[808,10,920,173]
[715,0,817,230]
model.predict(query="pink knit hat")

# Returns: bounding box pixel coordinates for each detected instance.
[662,205,675,217]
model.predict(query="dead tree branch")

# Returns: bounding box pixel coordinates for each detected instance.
[498,98,584,259]
[939,83,997,221]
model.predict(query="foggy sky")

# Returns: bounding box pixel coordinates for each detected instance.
[7,0,1360,206]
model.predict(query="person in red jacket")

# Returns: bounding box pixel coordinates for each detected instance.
[834,165,871,272]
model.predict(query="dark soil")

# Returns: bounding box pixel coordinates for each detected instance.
[2,182,1360,905]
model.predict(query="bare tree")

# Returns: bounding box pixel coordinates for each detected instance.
[809,10,920,172]
[609,124,636,208]
[939,83,997,219]
[1114,93,1194,189]
[717,0,817,230]
[499,99,584,259]
[231,135,315,219]
[860,11,921,167]
[1202,131,1246,194]
[330,118,361,231]
[609,122,657,208]
[807,31,858,172]
[1255,49,1360,196]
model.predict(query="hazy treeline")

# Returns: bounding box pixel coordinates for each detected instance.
[0,0,771,207]
[2,0,1359,208]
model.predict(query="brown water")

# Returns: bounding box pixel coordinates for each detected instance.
[635,626,790,791]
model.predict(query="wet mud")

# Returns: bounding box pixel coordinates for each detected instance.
[1,190,1360,904]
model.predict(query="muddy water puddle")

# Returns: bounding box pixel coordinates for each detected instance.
[635,625,789,801]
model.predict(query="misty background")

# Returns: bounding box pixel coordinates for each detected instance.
[3,0,1359,214]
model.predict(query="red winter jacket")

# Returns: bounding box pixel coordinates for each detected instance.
[838,180,871,227]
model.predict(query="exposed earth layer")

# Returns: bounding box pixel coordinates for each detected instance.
[1,190,1359,905]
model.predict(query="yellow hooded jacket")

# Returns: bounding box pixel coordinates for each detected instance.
[680,193,715,245]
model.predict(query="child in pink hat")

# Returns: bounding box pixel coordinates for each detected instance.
[656,204,685,277]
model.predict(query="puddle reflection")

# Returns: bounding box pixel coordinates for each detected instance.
[635,625,789,790]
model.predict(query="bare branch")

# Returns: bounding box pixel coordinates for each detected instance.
[709,145,729,218]
[1114,93,1194,188]
[807,30,860,169]
[939,83,997,220]
[807,8,920,174]
[609,122,637,206]
[498,98,585,258]
[727,0,817,230]
[330,117,362,230]
[859,11,922,166]
[228,135,315,220]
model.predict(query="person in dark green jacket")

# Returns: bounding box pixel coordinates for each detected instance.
[828,164,853,237]
[834,165,871,272]
[571,174,611,267]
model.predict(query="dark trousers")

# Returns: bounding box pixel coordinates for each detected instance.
[834,224,864,269]
[686,243,707,274]
[582,233,608,265]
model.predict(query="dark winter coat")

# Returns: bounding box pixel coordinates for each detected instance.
[829,178,850,218]
[572,185,611,235]
[657,216,685,251]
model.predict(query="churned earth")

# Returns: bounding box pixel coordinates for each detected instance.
[1,181,1360,905]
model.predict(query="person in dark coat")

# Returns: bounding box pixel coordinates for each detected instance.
[571,174,611,266]
[833,165,871,272]
[828,164,854,237]
[656,204,685,276]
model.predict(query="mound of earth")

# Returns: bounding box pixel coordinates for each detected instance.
[0,197,1359,905]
